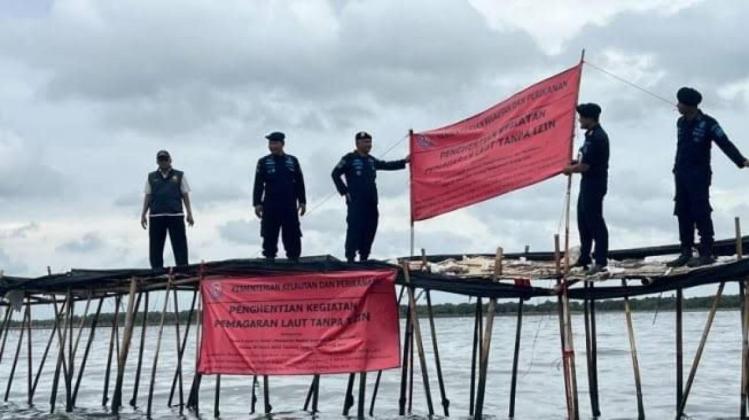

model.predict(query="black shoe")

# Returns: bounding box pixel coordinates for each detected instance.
[586,264,607,275]
[686,255,716,268]
[571,259,590,270]
[666,253,691,268]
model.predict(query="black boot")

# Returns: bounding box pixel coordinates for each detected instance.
[666,250,692,268]
[687,254,716,268]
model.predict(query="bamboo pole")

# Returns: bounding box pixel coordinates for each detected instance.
[475,247,503,418]
[130,291,148,407]
[622,280,645,419]
[425,290,449,416]
[678,281,725,416]
[187,265,204,412]
[676,288,683,413]
[303,375,318,412]
[169,289,198,413]
[369,370,381,416]
[25,296,32,406]
[31,308,61,401]
[168,287,184,409]
[357,371,367,418]
[250,375,258,414]
[422,248,449,417]
[555,234,574,416]
[469,298,481,416]
[4,301,28,401]
[583,281,594,417]
[72,296,104,406]
[111,278,139,412]
[398,297,412,415]
[102,294,121,407]
[401,261,435,416]
[49,293,70,413]
[509,294,524,418]
[343,373,356,415]
[736,217,748,419]
[147,278,173,418]
[66,289,73,412]
[214,374,221,419]
[263,375,272,414]
[589,282,600,416]
[0,308,12,364]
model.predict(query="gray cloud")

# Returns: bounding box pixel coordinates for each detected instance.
[56,233,105,253]
[0,129,65,200]
[217,219,260,245]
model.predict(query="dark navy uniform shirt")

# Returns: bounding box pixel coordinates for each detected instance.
[253,154,306,208]
[674,111,745,175]
[331,152,406,205]
[579,124,609,189]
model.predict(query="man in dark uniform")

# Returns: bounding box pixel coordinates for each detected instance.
[331,131,408,263]
[667,87,749,267]
[253,131,306,262]
[140,150,194,268]
[563,103,610,274]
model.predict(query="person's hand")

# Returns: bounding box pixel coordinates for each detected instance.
[186,213,195,226]
[298,203,306,216]
[562,166,574,176]
[254,205,263,219]
[140,214,148,230]
[405,155,410,163]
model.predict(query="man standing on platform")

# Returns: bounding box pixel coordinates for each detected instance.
[141,150,194,268]
[253,131,306,262]
[332,131,408,263]
[563,103,610,275]
[666,87,749,267]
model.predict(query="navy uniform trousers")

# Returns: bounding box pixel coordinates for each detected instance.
[577,183,608,266]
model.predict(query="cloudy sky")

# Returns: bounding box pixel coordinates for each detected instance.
[1,0,748,279]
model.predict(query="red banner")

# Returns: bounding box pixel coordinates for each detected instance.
[197,269,400,375]
[410,64,582,221]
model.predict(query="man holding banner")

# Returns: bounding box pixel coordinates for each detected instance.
[563,103,609,274]
[332,131,408,263]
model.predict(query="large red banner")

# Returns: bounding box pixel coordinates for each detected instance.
[197,269,400,375]
[410,64,582,221]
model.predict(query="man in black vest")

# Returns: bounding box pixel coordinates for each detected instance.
[332,131,408,263]
[253,132,306,262]
[564,103,610,274]
[141,150,194,268]
[667,87,749,267]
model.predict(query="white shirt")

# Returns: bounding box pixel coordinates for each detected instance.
[144,170,191,217]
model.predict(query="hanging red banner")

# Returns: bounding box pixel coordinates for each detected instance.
[197,269,400,375]
[410,64,582,221]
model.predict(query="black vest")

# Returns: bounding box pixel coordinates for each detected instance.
[148,169,184,215]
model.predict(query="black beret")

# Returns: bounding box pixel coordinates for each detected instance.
[576,103,602,119]
[355,131,372,141]
[677,87,702,107]
[265,131,285,142]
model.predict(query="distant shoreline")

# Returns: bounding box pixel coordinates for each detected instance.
[0,293,742,328]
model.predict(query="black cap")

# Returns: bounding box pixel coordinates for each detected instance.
[355,131,372,141]
[677,87,702,107]
[156,150,170,159]
[576,103,602,119]
[265,131,285,143]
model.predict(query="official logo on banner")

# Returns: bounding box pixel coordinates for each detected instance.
[415,135,435,150]
[208,282,223,301]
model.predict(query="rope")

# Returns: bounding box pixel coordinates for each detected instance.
[304,133,409,216]
[584,60,676,108]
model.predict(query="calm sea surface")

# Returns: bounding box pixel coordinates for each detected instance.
[0,309,744,419]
